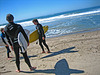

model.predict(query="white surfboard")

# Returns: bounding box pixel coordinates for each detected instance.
[18,29,30,53]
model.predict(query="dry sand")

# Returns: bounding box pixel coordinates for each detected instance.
[0,30,100,75]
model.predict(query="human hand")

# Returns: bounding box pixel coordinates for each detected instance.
[28,42,29,46]
[6,44,8,47]
[11,46,13,51]
[42,37,45,40]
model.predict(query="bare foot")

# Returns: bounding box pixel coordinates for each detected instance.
[30,67,37,71]
[16,70,20,72]
[41,51,45,53]
[47,51,51,53]
[7,58,11,60]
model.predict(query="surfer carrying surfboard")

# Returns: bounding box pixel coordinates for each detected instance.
[32,19,51,53]
[4,14,36,72]
[0,28,12,60]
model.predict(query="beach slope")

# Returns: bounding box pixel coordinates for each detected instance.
[0,30,100,75]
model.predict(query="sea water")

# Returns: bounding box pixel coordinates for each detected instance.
[0,6,100,39]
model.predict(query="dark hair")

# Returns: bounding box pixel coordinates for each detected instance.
[0,28,4,32]
[6,14,14,21]
[32,19,39,23]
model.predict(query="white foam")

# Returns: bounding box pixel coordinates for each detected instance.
[18,21,33,27]
[38,10,100,23]
[65,10,100,18]
[0,25,6,28]
[0,10,100,28]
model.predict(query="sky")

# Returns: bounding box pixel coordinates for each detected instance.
[0,0,100,24]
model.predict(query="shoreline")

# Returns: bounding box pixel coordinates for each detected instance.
[0,28,100,48]
[47,27,100,38]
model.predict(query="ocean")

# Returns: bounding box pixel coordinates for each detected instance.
[0,6,100,46]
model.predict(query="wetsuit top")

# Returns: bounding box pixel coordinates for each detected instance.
[36,24,45,38]
[4,22,29,46]
[1,32,8,45]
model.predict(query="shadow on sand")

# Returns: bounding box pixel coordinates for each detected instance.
[21,59,84,75]
[11,55,37,61]
[20,55,37,60]
[41,47,78,59]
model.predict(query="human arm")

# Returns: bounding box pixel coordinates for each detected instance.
[38,24,45,40]
[4,32,13,50]
[1,37,7,45]
[4,32,12,46]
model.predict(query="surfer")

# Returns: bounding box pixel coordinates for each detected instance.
[0,28,12,60]
[4,14,36,72]
[32,19,51,53]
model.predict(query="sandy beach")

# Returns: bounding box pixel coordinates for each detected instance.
[0,30,100,75]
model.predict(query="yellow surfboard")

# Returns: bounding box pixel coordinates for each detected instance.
[29,26,48,43]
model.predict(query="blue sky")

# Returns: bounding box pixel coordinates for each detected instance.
[0,0,100,24]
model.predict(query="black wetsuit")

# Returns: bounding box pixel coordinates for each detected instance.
[4,22,32,70]
[1,32,11,58]
[36,24,50,52]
